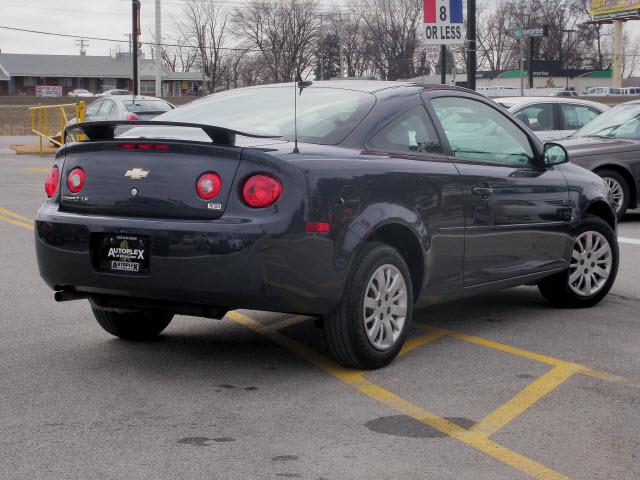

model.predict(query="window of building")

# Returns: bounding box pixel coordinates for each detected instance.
[23,77,36,86]
[60,78,73,87]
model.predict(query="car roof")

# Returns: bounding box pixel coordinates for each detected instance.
[493,96,609,109]
[236,80,473,95]
[100,95,167,102]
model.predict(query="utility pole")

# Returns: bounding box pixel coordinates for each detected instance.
[132,0,140,95]
[319,14,324,80]
[338,12,344,78]
[466,0,476,90]
[155,0,162,97]
[528,36,534,89]
[76,38,88,56]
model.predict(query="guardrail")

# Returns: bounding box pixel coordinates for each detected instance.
[28,102,86,156]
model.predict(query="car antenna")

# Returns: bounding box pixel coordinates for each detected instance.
[293,70,313,154]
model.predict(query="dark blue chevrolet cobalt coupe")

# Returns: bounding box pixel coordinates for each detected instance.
[36,81,619,369]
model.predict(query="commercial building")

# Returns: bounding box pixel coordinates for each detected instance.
[0,53,208,96]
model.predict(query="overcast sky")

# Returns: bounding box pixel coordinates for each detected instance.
[0,0,638,65]
[0,0,185,58]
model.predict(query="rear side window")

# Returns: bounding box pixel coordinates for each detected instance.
[123,100,173,113]
[85,100,102,116]
[513,103,554,131]
[98,101,115,116]
[367,106,442,155]
[559,104,601,130]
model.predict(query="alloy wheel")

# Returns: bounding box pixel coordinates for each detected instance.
[603,176,625,213]
[363,264,408,351]
[568,231,613,297]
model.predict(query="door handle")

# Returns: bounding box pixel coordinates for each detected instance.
[471,187,494,199]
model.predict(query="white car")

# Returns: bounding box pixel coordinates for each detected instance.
[68,89,94,97]
[585,87,625,96]
[494,97,609,141]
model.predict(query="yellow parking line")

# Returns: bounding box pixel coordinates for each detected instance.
[471,364,579,438]
[415,323,636,388]
[263,315,312,332]
[398,328,446,357]
[0,214,33,231]
[19,167,49,173]
[0,206,32,223]
[227,310,569,480]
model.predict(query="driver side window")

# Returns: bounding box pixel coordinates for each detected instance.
[431,97,534,167]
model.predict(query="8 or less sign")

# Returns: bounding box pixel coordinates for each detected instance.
[424,0,465,45]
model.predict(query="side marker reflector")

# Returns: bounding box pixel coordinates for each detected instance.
[306,222,330,233]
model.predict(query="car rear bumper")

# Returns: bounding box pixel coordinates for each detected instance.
[35,203,345,315]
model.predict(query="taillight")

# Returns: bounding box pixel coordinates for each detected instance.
[242,174,282,208]
[44,165,60,198]
[67,167,86,193]
[196,172,222,200]
[127,113,139,121]
[119,143,170,151]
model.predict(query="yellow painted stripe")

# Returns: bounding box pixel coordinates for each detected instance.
[0,206,33,223]
[398,328,446,357]
[471,364,579,438]
[227,311,569,480]
[19,167,49,173]
[0,214,33,231]
[416,324,565,366]
[415,324,637,388]
[263,315,312,332]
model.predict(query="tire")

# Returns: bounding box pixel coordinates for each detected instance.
[324,242,413,369]
[597,169,629,219]
[538,215,618,308]
[92,308,173,340]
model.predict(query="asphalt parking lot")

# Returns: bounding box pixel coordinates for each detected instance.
[1,150,639,480]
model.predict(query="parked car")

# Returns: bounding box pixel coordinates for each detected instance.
[586,87,625,96]
[38,82,619,369]
[68,89,93,97]
[548,90,577,97]
[623,87,640,96]
[494,97,609,141]
[556,100,640,218]
[96,89,132,97]
[66,95,174,127]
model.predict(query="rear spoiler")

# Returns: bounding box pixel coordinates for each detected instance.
[64,120,280,146]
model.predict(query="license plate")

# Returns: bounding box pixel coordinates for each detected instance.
[98,234,150,274]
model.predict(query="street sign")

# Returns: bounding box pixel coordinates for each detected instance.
[425,46,441,63]
[514,26,521,41]
[521,26,549,38]
[423,0,465,45]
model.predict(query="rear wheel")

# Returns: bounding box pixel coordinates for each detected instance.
[92,308,173,340]
[324,242,413,369]
[538,215,618,308]
[597,169,629,219]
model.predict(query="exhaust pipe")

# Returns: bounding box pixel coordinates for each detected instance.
[54,290,90,302]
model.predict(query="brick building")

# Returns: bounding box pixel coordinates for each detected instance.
[0,53,208,96]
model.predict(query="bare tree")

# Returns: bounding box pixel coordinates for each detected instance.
[476,2,518,72]
[233,0,320,83]
[178,0,230,93]
[355,0,423,80]
[160,35,198,72]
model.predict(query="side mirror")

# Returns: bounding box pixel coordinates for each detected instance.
[544,143,568,167]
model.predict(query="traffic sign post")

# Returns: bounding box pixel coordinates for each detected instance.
[423,0,465,45]
[424,0,465,86]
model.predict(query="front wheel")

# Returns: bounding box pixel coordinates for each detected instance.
[324,242,413,369]
[92,308,174,340]
[538,215,618,308]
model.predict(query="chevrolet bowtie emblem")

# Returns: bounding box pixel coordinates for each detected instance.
[125,168,149,180]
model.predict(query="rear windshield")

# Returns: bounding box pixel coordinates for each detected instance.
[155,86,376,145]
[123,99,173,113]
